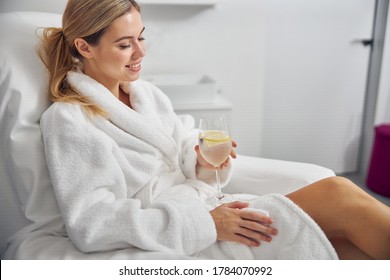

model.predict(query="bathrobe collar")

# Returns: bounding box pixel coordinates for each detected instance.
[66,71,178,166]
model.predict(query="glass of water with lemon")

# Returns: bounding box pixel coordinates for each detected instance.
[198,116,232,200]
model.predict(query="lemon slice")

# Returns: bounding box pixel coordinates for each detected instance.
[201,130,231,147]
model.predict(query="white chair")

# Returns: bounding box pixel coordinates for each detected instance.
[0,12,335,259]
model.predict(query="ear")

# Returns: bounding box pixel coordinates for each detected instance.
[74,38,94,59]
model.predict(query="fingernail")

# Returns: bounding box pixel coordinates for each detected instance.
[272,229,278,235]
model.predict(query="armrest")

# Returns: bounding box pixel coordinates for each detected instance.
[224,155,335,196]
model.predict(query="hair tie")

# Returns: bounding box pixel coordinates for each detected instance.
[58,28,66,39]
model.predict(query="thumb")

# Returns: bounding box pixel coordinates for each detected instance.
[194,145,202,158]
[226,201,249,209]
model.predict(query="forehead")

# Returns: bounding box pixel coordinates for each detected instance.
[104,9,143,40]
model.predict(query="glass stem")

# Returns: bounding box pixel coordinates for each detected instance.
[215,169,223,198]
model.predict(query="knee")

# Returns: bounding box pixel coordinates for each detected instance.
[319,176,361,199]
[326,176,374,207]
[327,176,354,188]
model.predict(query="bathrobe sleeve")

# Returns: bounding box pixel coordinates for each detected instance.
[40,103,216,255]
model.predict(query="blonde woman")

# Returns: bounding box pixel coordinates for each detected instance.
[26,0,389,259]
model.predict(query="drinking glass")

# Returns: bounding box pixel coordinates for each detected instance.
[198,116,232,201]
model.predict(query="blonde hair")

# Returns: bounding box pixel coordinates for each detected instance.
[38,0,140,117]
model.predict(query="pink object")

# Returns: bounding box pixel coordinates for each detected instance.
[366,124,390,197]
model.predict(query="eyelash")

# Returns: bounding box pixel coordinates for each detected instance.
[119,38,146,49]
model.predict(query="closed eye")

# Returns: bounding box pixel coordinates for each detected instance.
[119,38,145,49]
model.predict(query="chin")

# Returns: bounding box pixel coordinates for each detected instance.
[124,74,141,82]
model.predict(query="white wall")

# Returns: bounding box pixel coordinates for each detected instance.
[261,0,375,174]
[0,0,266,157]
[0,0,66,13]
[375,4,390,125]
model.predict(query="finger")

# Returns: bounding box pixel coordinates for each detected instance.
[225,201,249,209]
[195,147,205,162]
[240,209,274,225]
[240,219,278,237]
[230,141,237,159]
[237,226,273,243]
[217,154,234,168]
[223,159,228,167]
[233,233,261,247]
[219,158,230,169]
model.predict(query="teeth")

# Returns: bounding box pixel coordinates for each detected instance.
[127,63,140,69]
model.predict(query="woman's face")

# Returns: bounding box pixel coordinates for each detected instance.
[81,9,145,91]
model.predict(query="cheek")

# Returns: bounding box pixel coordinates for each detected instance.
[98,48,128,65]
[111,52,129,64]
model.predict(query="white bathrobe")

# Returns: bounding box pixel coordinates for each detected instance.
[40,70,229,256]
[7,71,337,259]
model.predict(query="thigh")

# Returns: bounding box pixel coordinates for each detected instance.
[330,236,373,260]
[285,176,365,238]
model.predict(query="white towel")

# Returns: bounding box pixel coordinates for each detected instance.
[196,194,338,260]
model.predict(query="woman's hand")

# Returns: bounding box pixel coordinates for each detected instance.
[210,201,278,247]
[195,140,237,170]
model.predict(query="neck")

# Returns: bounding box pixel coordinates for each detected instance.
[119,88,132,108]
[106,83,120,99]
[83,66,120,99]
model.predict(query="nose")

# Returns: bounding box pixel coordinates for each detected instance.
[133,40,146,58]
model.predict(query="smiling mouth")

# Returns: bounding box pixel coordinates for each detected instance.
[126,62,141,71]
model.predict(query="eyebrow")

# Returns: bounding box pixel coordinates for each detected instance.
[113,27,145,43]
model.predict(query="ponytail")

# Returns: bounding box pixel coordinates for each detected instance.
[38,27,107,117]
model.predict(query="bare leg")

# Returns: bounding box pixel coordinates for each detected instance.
[286,176,390,259]
[330,236,373,260]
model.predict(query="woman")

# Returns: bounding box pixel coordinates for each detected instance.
[37,0,390,259]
